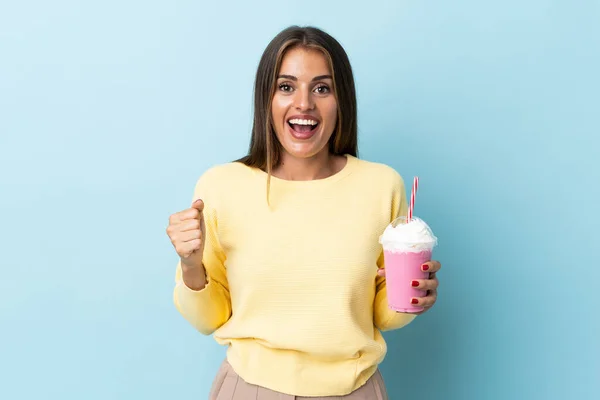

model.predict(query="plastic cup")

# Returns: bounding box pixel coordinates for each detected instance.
[380,217,437,313]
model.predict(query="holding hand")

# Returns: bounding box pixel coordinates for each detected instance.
[377,260,441,314]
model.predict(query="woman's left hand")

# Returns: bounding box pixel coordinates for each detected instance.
[377,260,441,314]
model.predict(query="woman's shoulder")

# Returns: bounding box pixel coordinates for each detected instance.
[352,157,405,187]
[195,161,254,191]
[200,161,250,177]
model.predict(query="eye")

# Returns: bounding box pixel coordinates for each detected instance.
[314,84,331,94]
[279,83,293,92]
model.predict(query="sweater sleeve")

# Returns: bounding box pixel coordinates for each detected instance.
[373,171,418,331]
[173,170,231,335]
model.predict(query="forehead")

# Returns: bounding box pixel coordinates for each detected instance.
[279,47,331,78]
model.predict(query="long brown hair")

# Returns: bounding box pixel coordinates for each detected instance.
[237,26,358,175]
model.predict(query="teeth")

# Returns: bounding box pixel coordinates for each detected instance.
[289,118,318,126]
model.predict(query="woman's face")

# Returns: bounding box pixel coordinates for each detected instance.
[271,47,338,161]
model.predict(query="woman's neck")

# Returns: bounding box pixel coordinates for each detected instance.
[272,151,346,181]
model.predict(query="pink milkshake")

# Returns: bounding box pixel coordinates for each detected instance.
[379,217,437,313]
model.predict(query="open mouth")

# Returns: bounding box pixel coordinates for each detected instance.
[287,118,319,134]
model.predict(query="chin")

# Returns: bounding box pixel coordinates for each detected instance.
[278,126,330,160]
[284,148,323,160]
[281,140,327,160]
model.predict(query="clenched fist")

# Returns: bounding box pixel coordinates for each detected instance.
[167,199,206,270]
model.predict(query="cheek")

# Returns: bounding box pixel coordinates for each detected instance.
[270,100,280,121]
[323,100,338,129]
[272,95,292,120]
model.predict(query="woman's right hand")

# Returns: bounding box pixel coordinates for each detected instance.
[167,199,206,270]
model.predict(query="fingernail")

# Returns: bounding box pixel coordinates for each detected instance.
[411,280,419,287]
[411,298,419,305]
[422,264,430,271]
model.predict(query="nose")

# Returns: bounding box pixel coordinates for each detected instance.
[293,86,315,111]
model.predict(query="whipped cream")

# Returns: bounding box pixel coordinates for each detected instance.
[379,217,438,252]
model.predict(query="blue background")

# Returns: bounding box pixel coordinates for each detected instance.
[1,1,598,399]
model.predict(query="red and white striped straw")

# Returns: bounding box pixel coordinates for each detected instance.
[407,176,419,222]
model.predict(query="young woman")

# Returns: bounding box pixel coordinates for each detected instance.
[167,26,441,400]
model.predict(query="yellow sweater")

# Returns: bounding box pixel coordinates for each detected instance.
[173,155,417,397]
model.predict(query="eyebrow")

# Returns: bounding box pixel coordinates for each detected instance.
[278,74,333,82]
